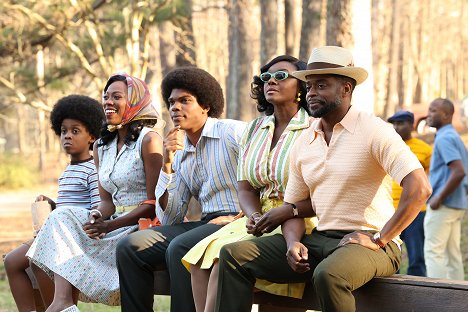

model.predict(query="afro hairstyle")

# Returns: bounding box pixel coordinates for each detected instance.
[251,55,310,116]
[50,95,105,140]
[161,66,224,118]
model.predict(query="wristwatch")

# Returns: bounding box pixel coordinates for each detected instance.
[372,232,386,248]
[290,203,298,217]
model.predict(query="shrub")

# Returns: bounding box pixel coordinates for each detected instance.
[0,153,39,190]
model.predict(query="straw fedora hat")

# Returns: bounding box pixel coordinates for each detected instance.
[292,46,368,85]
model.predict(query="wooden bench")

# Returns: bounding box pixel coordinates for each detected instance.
[154,272,468,311]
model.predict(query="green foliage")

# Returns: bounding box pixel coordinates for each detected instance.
[154,0,190,22]
[0,153,39,190]
[47,78,68,90]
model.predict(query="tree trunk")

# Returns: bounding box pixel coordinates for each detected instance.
[299,0,323,61]
[16,105,26,154]
[418,1,431,105]
[402,0,419,108]
[350,0,374,112]
[284,0,296,56]
[38,109,46,172]
[397,21,404,109]
[459,0,466,100]
[159,21,177,76]
[371,0,392,115]
[383,0,400,118]
[174,0,197,66]
[227,0,254,121]
[326,0,352,47]
[260,0,278,65]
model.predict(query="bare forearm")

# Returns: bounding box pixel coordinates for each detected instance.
[162,162,173,174]
[238,181,261,217]
[437,171,465,201]
[285,198,316,218]
[239,193,261,217]
[97,200,116,219]
[380,169,431,244]
[282,218,306,246]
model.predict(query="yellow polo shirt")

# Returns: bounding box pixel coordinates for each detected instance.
[284,106,422,232]
[391,137,432,211]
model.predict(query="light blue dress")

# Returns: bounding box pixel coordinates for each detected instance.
[27,127,155,305]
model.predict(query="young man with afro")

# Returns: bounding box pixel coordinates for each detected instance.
[116,67,246,312]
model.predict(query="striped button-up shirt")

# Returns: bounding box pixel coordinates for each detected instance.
[156,117,246,225]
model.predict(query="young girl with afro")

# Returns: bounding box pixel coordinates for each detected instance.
[3,95,105,312]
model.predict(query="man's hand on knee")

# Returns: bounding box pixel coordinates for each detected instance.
[338,231,380,251]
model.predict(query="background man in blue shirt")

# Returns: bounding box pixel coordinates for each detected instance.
[425,97,468,280]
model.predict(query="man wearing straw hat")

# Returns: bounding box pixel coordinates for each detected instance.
[215,46,432,312]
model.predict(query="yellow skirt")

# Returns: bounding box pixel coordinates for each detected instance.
[182,198,316,299]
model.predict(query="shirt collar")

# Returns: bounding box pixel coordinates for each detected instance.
[260,114,275,129]
[338,105,359,134]
[287,107,312,130]
[260,107,311,131]
[309,105,358,143]
[184,117,220,150]
[200,117,220,139]
[437,123,454,134]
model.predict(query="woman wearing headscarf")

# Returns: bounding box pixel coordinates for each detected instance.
[26,73,163,312]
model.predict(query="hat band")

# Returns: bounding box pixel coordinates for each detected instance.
[307,62,346,70]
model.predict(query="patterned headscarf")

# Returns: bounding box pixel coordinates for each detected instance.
[105,72,161,132]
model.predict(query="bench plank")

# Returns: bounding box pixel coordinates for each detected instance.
[154,273,468,311]
[253,275,468,311]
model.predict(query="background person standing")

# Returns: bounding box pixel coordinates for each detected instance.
[387,111,432,276]
[425,98,468,280]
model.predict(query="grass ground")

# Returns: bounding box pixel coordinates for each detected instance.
[0,276,170,312]
[0,263,170,311]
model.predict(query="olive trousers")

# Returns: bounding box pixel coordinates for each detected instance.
[216,230,401,312]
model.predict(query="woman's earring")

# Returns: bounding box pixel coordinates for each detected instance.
[296,92,301,102]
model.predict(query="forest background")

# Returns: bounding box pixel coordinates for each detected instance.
[0,1,467,310]
[0,0,467,187]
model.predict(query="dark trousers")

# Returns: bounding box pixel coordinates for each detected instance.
[216,230,401,312]
[400,211,426,276]
[117,213,231,312]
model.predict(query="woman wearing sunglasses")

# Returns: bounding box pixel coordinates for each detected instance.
[182,55,317,312]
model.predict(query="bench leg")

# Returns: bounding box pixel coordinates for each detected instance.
[257,304,307,312]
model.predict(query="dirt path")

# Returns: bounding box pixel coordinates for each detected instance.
[0,185,57,255]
